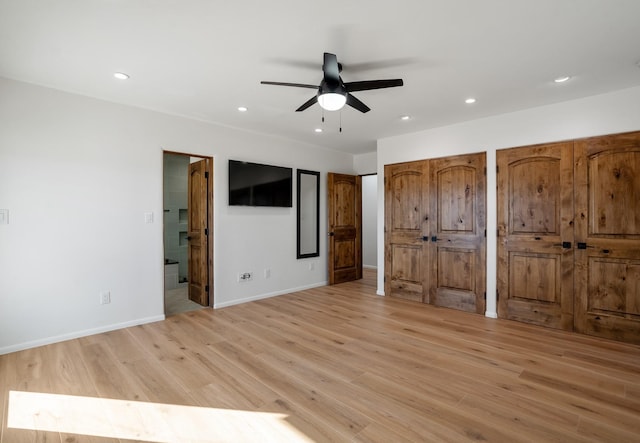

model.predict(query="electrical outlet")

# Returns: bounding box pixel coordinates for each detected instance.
[238,272,253,282]
[264,268,271,279]
[100,291,111,305]
[308,261,315,271]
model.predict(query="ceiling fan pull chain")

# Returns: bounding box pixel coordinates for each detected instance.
[339,110,342,133]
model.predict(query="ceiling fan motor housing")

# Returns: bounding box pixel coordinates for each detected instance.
[319,79,346,96]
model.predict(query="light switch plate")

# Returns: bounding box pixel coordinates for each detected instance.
[144,212,154,224]
[0,209,8,225]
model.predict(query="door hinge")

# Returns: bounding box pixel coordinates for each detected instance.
[205,228,209,236]
[484,229,487,237]
[483,291,487,301]
[205,285,209,293]
[496,165,499,173]
[205,171,209,179]
[483,167,486,176]
[496,289,499,301]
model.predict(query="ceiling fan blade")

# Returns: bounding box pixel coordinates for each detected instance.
[344,79,404,92]
[323,53,340,83]
[346,93,370,113]
[261,81,318,89]
[295,95,318,112]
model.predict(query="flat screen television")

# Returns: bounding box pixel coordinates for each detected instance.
[228,160,293,207]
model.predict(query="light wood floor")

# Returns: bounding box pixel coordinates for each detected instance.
[2,270,640,442]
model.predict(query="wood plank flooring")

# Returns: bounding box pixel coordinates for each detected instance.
[2,270,640,442]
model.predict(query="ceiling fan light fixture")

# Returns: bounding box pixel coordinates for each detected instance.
[318,92,347,111]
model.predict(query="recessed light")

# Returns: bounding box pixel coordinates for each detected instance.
[465,98,476,104]
[237,106,248,112]
[113,72,129,80]
[314,128,323,133]
[400,115,411,121]
[554,76,571,83]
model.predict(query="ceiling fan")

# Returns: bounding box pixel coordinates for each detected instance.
[261,52,403,113]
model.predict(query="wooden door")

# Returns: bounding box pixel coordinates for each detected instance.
[429,153,486,313]
[497,142,574,330]
[384,160,430,302]
[574,132,640,343]
[328,173,362,284]
[188,159,209,306]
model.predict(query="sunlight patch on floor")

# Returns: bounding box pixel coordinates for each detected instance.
[8,391,313,443]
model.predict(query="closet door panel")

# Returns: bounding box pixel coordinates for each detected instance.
[429,153,486,314]
[384,160,430,302]
[497,142,574,330]
[575,131,640,343]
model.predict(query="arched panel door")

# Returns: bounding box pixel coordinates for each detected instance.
[384,160,430,302]
[429,153,486,314]
[575,132,640,343]
[497,142,574,329]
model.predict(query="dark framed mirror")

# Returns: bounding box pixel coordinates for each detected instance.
[297,169,320,259]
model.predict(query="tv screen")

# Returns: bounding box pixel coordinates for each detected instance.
[229,160,293,207]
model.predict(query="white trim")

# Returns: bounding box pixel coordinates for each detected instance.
[485,311,498,319]
[213,281,328,309]
[0,315,166,356]
[376,290,385,296]
[363,265,378,270]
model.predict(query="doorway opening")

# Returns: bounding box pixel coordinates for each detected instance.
[163,152,213,316]
[361,174,377,273]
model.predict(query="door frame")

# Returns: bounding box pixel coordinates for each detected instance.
[162,150,214,308]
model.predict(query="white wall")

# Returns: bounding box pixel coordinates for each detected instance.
[377,85,640,315]
[353,151,377,175]
[0,77,354,354]
[361,175,377,268]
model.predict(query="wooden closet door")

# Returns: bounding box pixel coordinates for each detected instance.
[429,153,486,314]
[497,142,574,329]
[384,160,430,302]
[574,132,640,343]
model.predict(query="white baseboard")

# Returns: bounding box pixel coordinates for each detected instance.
[214,281,329,309]
[363,265,377,270]
[485,311,498,319]
[0,315,166,356]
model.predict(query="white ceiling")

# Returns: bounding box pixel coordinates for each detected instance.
[1,0,640,155]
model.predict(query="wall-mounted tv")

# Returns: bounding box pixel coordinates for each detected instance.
[228,160,293,207]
